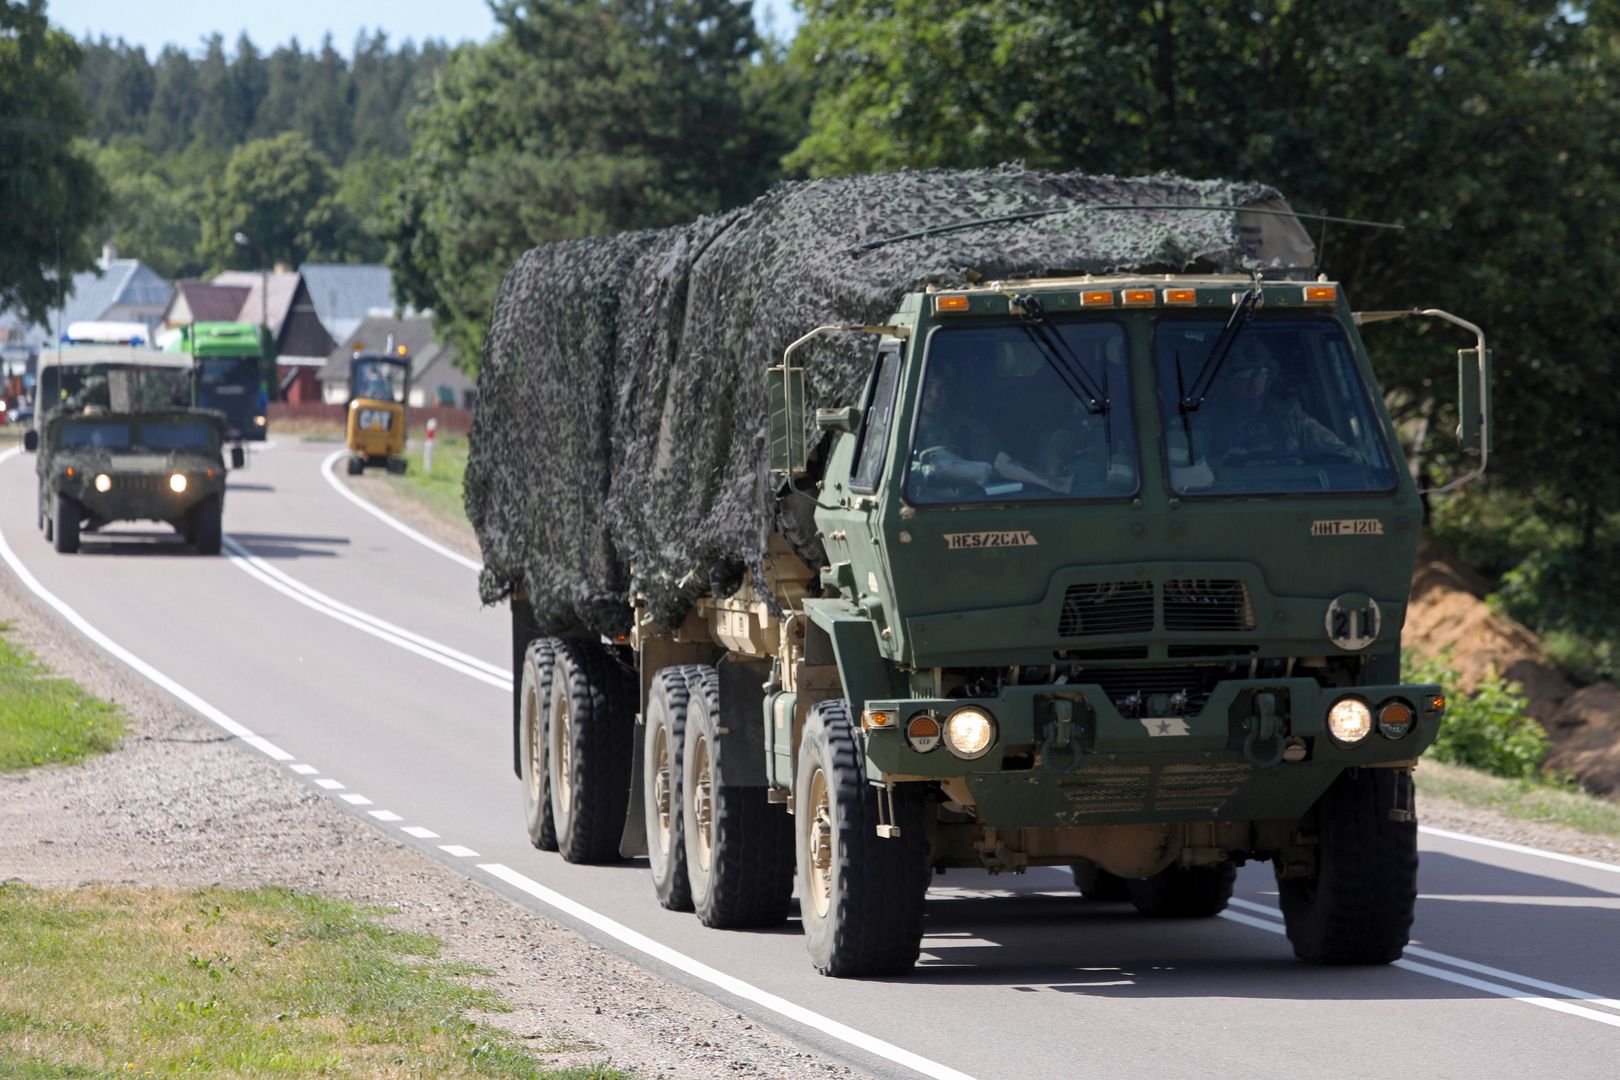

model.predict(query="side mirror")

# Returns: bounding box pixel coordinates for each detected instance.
[23,430,38,452]
[1457,347,1491,456]
[767,364,807,477]
[230,446,246,469]
[815,406,860,434]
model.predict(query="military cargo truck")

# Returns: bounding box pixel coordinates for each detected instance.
[468,169,1488,977]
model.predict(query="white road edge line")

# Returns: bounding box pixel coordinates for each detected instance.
[222,535,508,680]
[220,536,510,691]
[0,448,291,762]
[319,449,482,572]
[1419,825,1620,875]
[480,862,980,1080]
[1226,897,1620,1012]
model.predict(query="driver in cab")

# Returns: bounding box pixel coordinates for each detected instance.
[910,361,1073,497]
[1204,343,1360,467]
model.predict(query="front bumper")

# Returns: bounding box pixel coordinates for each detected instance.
[61,473,222,523]
[862,677,1441,826]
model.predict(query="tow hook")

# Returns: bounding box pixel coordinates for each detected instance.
[1242,692,1286,768]
[1039,699,1083,773]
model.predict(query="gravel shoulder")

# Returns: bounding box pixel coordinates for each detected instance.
[5,462,1618,1079]
[0,551,852,1080]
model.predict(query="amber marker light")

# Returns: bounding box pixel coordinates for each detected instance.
[1121,288,1156,307]
[64,466,75,477]
[1378,699,1416,740]
[862,708,896,730]
[934,295,970,313]
[1304,285,1338,304]
[1428,694,1447,713]
[1080,290,1114,307]
[905,712,942,753]
[1163,288,1198,306]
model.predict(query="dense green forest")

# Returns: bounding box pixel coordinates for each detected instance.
[8,0,1620,680]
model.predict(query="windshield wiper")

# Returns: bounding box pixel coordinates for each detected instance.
[1012,295,1108,414]
[1180,285,1262,411]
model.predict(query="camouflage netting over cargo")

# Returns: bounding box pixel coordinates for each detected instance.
[467,166,1314,638]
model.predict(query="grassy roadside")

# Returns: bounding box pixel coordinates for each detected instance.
[1415,758,1620,837]
[383,433,471,528]
[0,883,627,1078]
[0,621,124,771]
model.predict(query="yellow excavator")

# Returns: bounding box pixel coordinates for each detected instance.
[344,341,410,475]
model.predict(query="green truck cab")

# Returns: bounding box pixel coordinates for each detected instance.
[164,321,271,443]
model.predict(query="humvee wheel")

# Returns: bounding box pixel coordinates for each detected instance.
[546,639,634,863]
[1071,863,1131,902]
[345,456,363,475]
[192,496,223,555]
[681,666,793,928]
[518,640,558,851]
[643,667,693,911]
[1277,768,1418,964]
[53,493,80,554]
[1126,860,1237,918]
[795,699,929,976]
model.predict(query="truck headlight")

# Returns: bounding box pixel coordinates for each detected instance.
[1327,697,1372,745]
[94,473,112,493]
[169,473,188,493]
[254,415,267,426]
[943,706,996,759]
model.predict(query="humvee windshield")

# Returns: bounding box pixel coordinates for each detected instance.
[53,418,216,453]
[41,365,190,415]
[1156,318,1398,496]
[907,321,1139,504]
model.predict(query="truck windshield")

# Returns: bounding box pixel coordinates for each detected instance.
[907,321,1137,504]
[1155,318,1398,496]
[56,421,132,450]
[137,421,215,452]
[198,356,258,389]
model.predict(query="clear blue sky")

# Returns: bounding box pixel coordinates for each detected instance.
[48,0,800,54]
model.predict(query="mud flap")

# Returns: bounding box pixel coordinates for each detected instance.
[619,716,648,857]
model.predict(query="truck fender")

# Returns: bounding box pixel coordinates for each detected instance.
[801,598,901,719]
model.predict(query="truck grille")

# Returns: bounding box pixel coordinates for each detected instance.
[1058,581,1154,637]
[1163,579,1255,632]
[1076,666,1226,714]
[1056,578,1255,637]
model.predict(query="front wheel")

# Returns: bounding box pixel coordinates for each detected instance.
[1276,768,1418,964]
[53,493,80,554]
[192,495,223,555]
[795,699,930,977]
[1071,862,1131,902]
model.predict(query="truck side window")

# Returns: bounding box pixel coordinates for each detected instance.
[850,346,902,492]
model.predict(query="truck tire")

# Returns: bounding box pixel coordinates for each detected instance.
[681,665,794,928]
[518,640,558,852]
[53,493,80,554]
[192,496,223,555]
[1071,863,1131,902]
[1126,860,1237,918]
[547,638,635,864]
[644,666,693,911]
[1276,768,1418,964]
[795,698,930,976]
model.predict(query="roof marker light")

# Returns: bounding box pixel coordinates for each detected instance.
[1163,288,1198,306]
[934,295,970,313]
[1122,288,1156,307]
[1080,290,1114,307]
[1304,285,1338,304]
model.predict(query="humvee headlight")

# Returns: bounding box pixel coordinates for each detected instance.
[1327,697,1372,745]
[943,707,996,759]
[1377,699,1416,740]
[168,473,188,493]
[94,473,112,493]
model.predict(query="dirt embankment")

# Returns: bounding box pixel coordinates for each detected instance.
[1404,547,1620,796]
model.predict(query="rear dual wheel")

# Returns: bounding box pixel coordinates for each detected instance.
[518,641,558,851]
[546,639,635,864]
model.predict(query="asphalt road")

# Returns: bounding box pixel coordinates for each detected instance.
[4,438,1619,1080]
